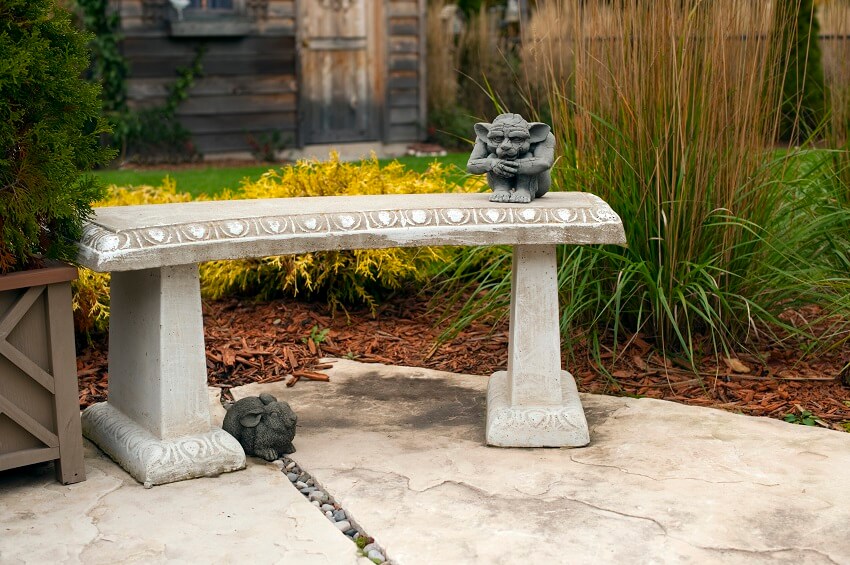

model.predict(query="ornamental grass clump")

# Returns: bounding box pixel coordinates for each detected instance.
[447,0,850,368]
[0,0,113,273]
[201,153,481,312]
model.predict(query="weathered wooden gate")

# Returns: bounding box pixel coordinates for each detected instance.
[298,0,380,144]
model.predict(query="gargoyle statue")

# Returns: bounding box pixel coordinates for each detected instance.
[467,113,556,203]
[222,393,297,461]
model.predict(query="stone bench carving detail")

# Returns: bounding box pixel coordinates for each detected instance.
[77,192,626,486]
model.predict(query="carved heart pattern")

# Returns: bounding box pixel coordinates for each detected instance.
[336,214,356,229]
[225,221,246,236]
[519,209,538,222]
[444,209,465,224]
[484,209,502,223]
[147,228,166,243]
[409,210,428,224]
[182,441,201,458]
[377,211,394,226]
[99,234,120,252]
[556,209,577,223]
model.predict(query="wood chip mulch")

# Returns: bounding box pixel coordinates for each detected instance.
[75,293,850,433]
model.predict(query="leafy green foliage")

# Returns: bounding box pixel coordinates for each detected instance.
[427,106,477,151]
[783,410,818,426]
[302,325,330,345]
[0,0,113,273]
[90,153,471,200]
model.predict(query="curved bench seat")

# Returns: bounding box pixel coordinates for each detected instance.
[76,192,626,487]
[78,192,625,271]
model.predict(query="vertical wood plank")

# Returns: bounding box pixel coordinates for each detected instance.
[417,0,426,136]
[381,0,391,142]
[299,0,378,143]
[46,281,86,485]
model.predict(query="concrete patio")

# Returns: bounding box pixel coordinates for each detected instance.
[2,359,849,564]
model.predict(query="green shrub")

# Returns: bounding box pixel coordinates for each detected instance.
[0,0,113,273]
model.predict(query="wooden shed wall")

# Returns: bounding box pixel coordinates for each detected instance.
[118,0,297,155]
[116,0,425,155]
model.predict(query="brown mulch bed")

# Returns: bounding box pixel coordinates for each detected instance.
[76,293,850,432]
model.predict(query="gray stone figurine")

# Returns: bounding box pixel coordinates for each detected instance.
[222,393,297,461]
[467,113,556,203]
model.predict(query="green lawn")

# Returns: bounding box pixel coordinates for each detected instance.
[92,153,471,198]
[91,150,833,200]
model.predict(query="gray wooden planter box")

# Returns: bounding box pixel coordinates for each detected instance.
[0,264,85,484]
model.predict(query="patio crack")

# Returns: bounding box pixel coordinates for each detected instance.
[79,480,126,553]
[673,541,842,564]
[567,456,780,487]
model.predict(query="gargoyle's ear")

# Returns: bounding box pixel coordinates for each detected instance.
[240,409,264,428]
[473,122,492,141]
[528,122,551,143]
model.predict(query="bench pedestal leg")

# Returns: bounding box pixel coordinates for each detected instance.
[486,245,590,447]
[81,265,245,486]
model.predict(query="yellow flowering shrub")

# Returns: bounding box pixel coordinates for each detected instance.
[72,177,203,335]
[236,152,473,198]
[73,155,481,333]
[202,153,481,312]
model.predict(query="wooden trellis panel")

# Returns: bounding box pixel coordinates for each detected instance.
[0,266,85,484]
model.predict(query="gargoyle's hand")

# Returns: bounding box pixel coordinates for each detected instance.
[493,160,518,178]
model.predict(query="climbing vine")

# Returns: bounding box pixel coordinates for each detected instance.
[74,0,205,162]
[76,0,128,114]
[121,44,207,162]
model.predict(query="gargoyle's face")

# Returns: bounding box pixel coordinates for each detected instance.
[486,116,532,160]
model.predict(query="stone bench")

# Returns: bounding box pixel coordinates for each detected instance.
[77,192,626,486]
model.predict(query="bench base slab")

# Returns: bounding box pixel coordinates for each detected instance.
[81,402,246,487]
[486,370,590,447]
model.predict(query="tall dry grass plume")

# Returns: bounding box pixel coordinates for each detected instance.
[426,0,527,142]
[821,0,850,114]
[821,0,850,207]
[441,0,850,363]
